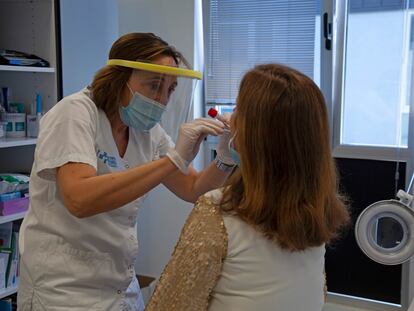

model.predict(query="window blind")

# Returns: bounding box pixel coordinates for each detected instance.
[350,0,412,12]
[206,0,317,103]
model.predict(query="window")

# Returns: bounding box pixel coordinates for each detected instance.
[204,0,320,108]
[339,0,414,148]
[330,0,414,308]
[204,0,414,308]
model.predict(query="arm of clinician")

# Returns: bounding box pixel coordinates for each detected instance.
[57,118,225,218]
[145,197,228,311]
[57,157,178,218]
[162,161,232,203]
[163,128,235,203]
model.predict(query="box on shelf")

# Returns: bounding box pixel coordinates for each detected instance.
[0,196,29,216]
[0,113,26,138]
[26,115,40,137]
[0,122,6,139]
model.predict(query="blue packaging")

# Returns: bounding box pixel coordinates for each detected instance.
[0,191,21,202]
[36,93,42,115]
[0,299,12,311]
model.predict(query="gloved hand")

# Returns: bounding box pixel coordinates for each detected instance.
[215,112,236,166]
[166,118,224,174]
[215,130,235,165]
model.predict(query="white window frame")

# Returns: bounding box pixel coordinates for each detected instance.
[202,0,414,309]
[327,0,414,310]
[331,1,414,164]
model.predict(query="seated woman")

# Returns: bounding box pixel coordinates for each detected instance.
[145,64,350,311]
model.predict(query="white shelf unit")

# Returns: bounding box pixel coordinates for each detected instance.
[0,284,18,300]
[0,65,55,73]
[0,0,59,302]
[0,137,37,149]
[0,0,59,114]
[0,0,59,173]
[0,212,26,225]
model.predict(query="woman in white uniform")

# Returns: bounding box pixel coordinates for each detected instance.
[17,33,236,311]
[146,64,350,310]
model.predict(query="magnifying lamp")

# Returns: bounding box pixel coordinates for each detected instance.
[355,174,414,310]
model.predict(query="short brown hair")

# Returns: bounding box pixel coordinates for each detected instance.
[222,64,350,251]
[90,32,186,119]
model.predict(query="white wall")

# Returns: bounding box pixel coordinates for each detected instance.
[118,0,196,278]
[118,0,195,65]
[60,0,202,278]
[60,0,119,96]
[58,1,389,309]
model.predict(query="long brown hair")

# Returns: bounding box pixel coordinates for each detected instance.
[222,64,349,251]
[90,32,186,119]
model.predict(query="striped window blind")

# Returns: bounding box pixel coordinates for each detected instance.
[205,0,318,104]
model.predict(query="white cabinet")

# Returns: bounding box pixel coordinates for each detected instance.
[0,213,25,299]
[0,0,60,300]
[0,0,60,171]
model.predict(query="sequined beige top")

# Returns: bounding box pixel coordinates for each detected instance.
[146,190,327,311]
[145,195,228,311]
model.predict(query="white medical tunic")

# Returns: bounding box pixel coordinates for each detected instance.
[17,88,174,311]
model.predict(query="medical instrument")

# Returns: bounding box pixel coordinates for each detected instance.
[208,108,236,167]
[166,118,225,174]
[355,171,414,310]
[208,108,230,129]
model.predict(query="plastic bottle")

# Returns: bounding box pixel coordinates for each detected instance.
[35,93,42,116]
[27,93,42,137]
[1,87,10,112]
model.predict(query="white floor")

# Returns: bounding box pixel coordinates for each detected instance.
[324,303,370,311]
[141,281,389,311]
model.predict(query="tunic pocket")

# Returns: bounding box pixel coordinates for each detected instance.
[35,242,111,309]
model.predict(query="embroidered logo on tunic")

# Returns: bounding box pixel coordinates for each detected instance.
[96,150,118,168]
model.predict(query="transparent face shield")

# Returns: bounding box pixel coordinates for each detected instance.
[107,59,201,139]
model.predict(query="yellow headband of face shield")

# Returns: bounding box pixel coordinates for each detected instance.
[107,59,202,80]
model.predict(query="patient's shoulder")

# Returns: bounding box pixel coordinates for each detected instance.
[198,188,224,206]
[190,189,227,235]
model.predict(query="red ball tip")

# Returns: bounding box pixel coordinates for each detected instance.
[208,108,218,118]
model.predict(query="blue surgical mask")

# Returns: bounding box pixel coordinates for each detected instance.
[119,84,166,131]
[228,135,241,166]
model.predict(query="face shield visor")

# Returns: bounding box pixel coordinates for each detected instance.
[107,59,201,139]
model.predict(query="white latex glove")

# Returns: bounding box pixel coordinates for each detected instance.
[215,130,235,165]
[215,112,236,165]
[166,118,224,174]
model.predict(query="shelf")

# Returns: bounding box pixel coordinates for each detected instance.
[0,137,37,148]
[0,284,18,299]
[0,212,26,225]
[0,0,37,2]
[0,65,55,73]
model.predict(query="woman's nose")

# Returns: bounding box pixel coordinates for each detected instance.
[155,90,169,106]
